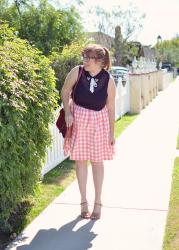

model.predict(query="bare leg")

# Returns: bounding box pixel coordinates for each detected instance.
[75,160,89,215]
[91,161,104,218]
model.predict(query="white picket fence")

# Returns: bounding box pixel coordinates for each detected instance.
[41,76,130,176]
[42,117,67,176]
[115,75,130,119]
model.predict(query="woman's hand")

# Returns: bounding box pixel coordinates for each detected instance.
[109,134,115,146]
[65,112,73,127]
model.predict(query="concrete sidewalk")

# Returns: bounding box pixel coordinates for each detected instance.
[6,77,179,250]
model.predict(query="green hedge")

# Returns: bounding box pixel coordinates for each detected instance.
[0,22,58,233]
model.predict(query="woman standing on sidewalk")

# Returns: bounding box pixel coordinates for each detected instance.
[61,44,116,220]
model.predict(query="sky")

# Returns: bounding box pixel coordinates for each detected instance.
[59,0,179,46]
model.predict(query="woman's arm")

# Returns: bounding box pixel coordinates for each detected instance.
[61,66,79,127]
[106,75,116,145]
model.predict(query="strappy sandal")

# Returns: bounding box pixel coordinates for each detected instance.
[80,202,91,219]
[90,203,102,220]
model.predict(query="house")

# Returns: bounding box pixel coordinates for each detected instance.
[86,32,115,50]
[140,45,156,60]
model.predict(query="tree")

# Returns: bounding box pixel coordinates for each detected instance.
[121,41,141,65]
[94,6,113,35]
[113,28,141,66]
[114,26,123,65]
[112,5,145,41]
[155,37,179,67]
[90,4,145,41]
[86,4,145,66]
[0,0,84,55]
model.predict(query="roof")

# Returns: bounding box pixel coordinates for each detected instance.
[140,46,156,59]
[86,32,115,50]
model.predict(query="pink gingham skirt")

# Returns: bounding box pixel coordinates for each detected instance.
[64,102,115,161]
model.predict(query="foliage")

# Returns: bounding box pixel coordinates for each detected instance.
[121,41,141,65]
[0,0,84,55]
[49,41,86,95]
[94,6,113,35]
[155,37,179,67]
[113,26,123,65]
[112,4,145,41]
[0,22,58,233]
[87,4,145,66]
[113,27,141,66]
[88,3,145,40]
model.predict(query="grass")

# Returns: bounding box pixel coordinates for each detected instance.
[114,113,137,138]
[25,160,76,226]
[176,132,179,149]
[163,157,179,250]
[1,112,138,249]
[163,132,179,250]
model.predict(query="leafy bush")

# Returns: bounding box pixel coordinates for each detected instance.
[49,42,86,95]
[0,22,58,233]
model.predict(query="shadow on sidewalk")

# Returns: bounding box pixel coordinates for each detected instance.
[16,216,97,250]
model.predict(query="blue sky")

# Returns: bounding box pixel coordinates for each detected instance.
[59,0,179,46]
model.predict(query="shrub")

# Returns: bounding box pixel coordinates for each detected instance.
[0,22,58,233]
[49,42,86,95]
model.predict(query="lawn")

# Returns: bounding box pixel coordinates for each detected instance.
[163,157,179,250]
[163,132,179,250]
[177,132,179,149]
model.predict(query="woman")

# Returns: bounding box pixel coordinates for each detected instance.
[61,44,116,220]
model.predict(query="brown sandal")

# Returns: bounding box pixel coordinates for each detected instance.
[80,202,91,219]
[90,203,102,220]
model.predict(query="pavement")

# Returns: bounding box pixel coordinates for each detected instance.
[6,77,179,250]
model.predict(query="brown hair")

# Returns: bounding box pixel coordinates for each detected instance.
[81,44,111,70]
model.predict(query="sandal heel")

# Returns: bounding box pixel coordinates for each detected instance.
[90,203,102,220]
[80,202,90,219]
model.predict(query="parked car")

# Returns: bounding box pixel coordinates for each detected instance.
[162,63,172,72]
[109,66,129,86]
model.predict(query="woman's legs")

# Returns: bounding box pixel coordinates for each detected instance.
[75,160,89,214]
[91,161,104,218]
[76,160,104,219]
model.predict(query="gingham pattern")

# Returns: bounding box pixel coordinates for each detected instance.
[64,102,115,161]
